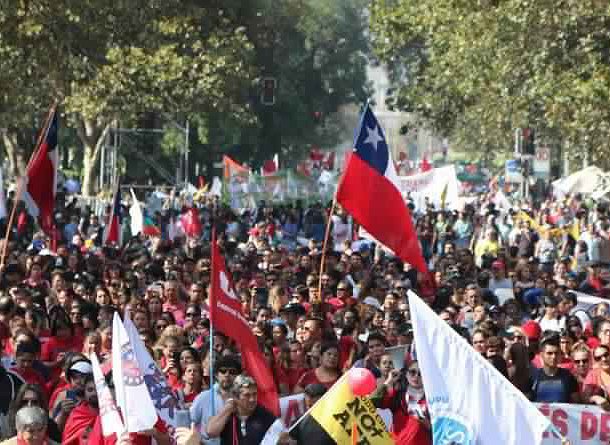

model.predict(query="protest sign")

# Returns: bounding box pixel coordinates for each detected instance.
[538,403,610,445]
[398,165,459,210]
[386,345,408,370]
[280,397,610,443]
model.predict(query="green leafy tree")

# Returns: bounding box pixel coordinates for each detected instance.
[0,0,254,194]
[371,0,610,167]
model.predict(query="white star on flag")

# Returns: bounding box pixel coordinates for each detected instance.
[364,125,384,151]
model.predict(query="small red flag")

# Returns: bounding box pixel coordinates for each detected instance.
[180,207,202,238]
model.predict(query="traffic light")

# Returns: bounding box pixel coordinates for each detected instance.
[522,128,535,155]
[261,77,276,106]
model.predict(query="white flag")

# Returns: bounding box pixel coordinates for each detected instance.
[123,312,180,430]
[210,176,222,197]
[273,153,279,170]
[111,313,158,432]
[129,188,144,236]
[408,290,550,444]
[90,353,124,437]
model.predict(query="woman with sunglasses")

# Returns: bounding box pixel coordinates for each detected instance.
[371,360,431,444]
[5,384,61,442]
[583,345,610,410]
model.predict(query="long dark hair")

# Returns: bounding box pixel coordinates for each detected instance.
[7,383,49,437]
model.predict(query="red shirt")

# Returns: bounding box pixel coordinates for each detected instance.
[11,366,48,396]
[275,364,307,393]
[296,369,338,390]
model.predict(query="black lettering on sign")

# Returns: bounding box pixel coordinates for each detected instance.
[360,414,384,437]
[356,436,372,445]
[333,409,351,433]
[346,397,367,416]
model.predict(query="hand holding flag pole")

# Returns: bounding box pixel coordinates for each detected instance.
[1,100,58,269]
[317,197,338,307]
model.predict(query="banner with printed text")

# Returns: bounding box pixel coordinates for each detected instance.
[398,165,459,210]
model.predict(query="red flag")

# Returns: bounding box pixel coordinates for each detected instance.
[309,147,324,161]
[336,105,428,274]
[24,107,58,235]
[16,210,28,236]
[322,151,335,170]
[262,159,278,176]
[180,207,202,238]
[103,180,122,246]
[210,233,280,416]
[62,402,99,445]
[419,156,432,172]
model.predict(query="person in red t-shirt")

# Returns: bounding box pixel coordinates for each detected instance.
[62,376,99,445]
[159,335,181,390]
[294,342,340,393]
[176,362,204,407]
[10,341,47,397]
[41,311,84,383]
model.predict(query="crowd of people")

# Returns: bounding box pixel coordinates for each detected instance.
[0,187,609,444]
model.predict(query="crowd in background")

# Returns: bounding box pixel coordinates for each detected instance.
[1,188,610,444]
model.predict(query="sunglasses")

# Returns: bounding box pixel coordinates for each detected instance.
[574,359,589,365]
[22,398,39,406]
[185,312,199,317]
[407,369,421,377]
[218,368,239,376]
[595,352,610,361]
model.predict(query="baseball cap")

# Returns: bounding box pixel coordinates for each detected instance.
[491,260,505,270]
[279,303,306,316]
[70,361,93,375]
[363,297,381,310]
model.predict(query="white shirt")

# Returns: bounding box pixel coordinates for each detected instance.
[537,316,565,333]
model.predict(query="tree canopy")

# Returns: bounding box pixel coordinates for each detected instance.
[0,0,370,194]
[371,0,610,167]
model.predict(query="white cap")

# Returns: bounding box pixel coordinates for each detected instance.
[70,361,93,375]
[363,297,381,310]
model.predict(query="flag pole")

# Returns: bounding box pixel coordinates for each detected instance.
[317,197,337,306]
[0,101,57,269]
[209,227,216,416]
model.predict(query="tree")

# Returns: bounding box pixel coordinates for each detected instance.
[0,1,255,194]
[199,0,371,167]
[371,0,610,167]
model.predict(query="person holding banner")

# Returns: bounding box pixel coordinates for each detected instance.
[370,360,431,444]
[583,345,610,410]
[529,335,580,403]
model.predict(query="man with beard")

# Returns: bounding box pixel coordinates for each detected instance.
[190,355,241,445]
[62,375,98,445]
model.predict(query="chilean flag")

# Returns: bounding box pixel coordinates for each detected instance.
[104,180,122,246]
[336,104,428,274]
[23,108,58,235]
